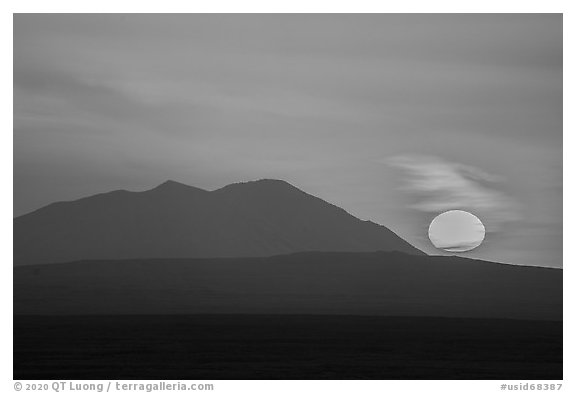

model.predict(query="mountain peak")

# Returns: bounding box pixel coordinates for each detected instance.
[157,179,187,187]
[237,178,297,189]
[214,178,302,194]
[151,180,208,193]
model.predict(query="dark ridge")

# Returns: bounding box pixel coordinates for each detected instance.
[14,251,562,320]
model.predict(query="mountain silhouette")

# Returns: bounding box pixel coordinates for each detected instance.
[14,251,561,320]
[14,179,424,265]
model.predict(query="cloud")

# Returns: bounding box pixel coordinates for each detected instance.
[388,155,519,232]
[431,237,484,252]
[441,242,483,252]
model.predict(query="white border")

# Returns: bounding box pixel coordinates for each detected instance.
[4,2,571,392]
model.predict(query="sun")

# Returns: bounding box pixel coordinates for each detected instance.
[428,210,486,252]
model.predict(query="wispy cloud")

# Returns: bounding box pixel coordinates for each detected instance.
[388,155,519,232]
[432,239,484,252]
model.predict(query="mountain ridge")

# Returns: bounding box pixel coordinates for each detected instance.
[14,250,562,320]
[34,249,561,270]
[14,179,425,265]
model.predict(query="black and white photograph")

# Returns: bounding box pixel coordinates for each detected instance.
[12,12,564,383]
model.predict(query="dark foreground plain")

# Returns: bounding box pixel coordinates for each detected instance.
[14,315,562,380]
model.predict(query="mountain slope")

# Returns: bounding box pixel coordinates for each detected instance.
[14,179,423,265]
[13,251,562,320]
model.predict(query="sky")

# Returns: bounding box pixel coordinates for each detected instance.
[13,14,562,267]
